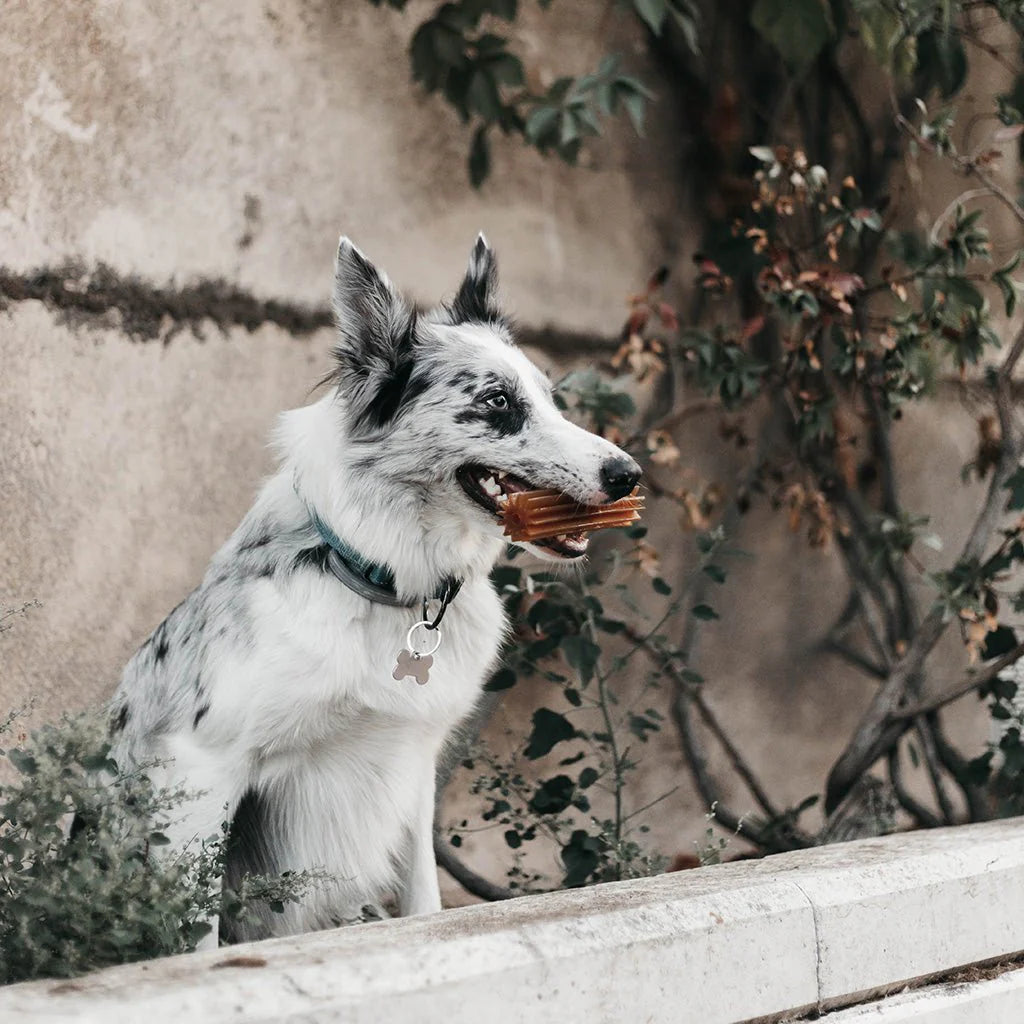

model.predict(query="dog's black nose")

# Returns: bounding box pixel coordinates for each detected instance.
[599,455,642,502]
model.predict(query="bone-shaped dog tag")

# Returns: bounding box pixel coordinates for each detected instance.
[393,649,433,685]
[392,620,442,685]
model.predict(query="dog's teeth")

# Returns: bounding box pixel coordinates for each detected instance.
[496,494,508,505]
[482,477,501,497]
[496,471,508,480]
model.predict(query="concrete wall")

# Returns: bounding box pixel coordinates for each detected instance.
[0,0,685,716]
[3,820,1024,1023]
[0,0,1019,895]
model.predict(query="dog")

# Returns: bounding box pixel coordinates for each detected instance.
[109,234,641,942]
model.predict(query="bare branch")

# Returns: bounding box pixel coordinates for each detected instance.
[823,636,888,680]
[913,718,958,825]
[887,744,943,828]
[433,834,516,902]
[625,624,813,850]
[894,111,1024,231]
[929,715,990,823]
[825,337,1024,813]
[892,640,1024,719]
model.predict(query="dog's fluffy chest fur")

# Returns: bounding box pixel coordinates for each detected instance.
[111,472,506,940]
[216,567,502,760]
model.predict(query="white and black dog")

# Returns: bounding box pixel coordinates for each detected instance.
[110,234,640,942]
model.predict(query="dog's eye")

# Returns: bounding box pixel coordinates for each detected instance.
[483,391,510,411]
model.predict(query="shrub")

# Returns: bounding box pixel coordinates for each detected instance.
[0,709,314,985]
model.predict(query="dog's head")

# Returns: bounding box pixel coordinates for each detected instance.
[329,234,640,561]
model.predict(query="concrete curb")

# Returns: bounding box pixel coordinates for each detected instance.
[817,966,1024,1022]
[2,820,1023,1024]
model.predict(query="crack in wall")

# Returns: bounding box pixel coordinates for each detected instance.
[790,878,824,1017]
[0,262,618,353]
[0,262,333,342]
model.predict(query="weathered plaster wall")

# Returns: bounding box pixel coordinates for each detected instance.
[0,0,1018,899]
[0,0,687,717]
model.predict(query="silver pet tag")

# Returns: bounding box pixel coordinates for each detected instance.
[392,620,442,685]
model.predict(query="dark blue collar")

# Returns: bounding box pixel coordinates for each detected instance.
[307,507,461,609]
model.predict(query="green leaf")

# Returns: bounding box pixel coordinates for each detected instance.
[651,576,672,596]
[982,625,1018,660]
[1005,467,1024,511]
[578,766,599,789]
[504,829,522,849]
[692,603,720,620]
[488,0,517,20]
[466,69,502,121]
[628,713,660,742]
[528,774,575,814]
[468,125,491,188]
[484,667,517,692]
[750,0,834,72]
[562,634,600,685]
[7,749,38,776]
[917,29,967,100]
[525,106,559,145]
[621,90,647,135]
[524,708,577,759]
[632,0,667,34]
[702,564,727,583]
[560,829,605,887]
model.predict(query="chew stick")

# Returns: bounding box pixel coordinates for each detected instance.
[501,487,643,541]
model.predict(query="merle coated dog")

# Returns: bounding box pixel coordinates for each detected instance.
[110,235,640,942]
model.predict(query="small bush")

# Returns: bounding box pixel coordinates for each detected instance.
[0,710,314,985]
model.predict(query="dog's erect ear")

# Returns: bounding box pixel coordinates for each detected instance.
[450,233,499,324]
[331,237,420,430]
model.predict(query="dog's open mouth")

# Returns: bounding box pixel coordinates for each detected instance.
[456,464,589,559]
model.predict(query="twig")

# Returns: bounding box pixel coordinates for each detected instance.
[913,717,958,825]
[432,834,516,902]
[824,637,888,680]
[929,716,990,823]
[825,407,1023,811]
[895,110,1024,230]
[624,624,778,815]
[887,744,943,828]
[892,640,1024,719]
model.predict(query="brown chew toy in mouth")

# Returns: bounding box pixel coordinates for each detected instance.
[500,487,644,543]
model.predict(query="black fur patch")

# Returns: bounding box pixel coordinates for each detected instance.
[222,788,279,943]
[193,704,210,730]
[455,383,529,437]
[355,313,430,431]
[449,238,502,326]
[154,630,169,663]
[293,544,332,574]
[113,704,129,732]
[239,533,272,552]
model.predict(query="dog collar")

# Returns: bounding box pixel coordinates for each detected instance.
[307,506,462,610]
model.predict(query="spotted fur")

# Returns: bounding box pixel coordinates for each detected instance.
[110,234,638,945]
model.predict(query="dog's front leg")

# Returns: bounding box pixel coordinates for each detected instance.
[145,735,248,950]
[398,772,442,917]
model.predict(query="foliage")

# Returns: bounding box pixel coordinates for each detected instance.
[365,0,698,184]
[0,710,316,985]
[390,0,1024,897]
[447,515,723,890]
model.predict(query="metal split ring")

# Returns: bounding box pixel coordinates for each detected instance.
[406,620,443,658]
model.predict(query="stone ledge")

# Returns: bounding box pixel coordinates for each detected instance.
[817,965,1024,1022]
[2,819,1023,1024]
